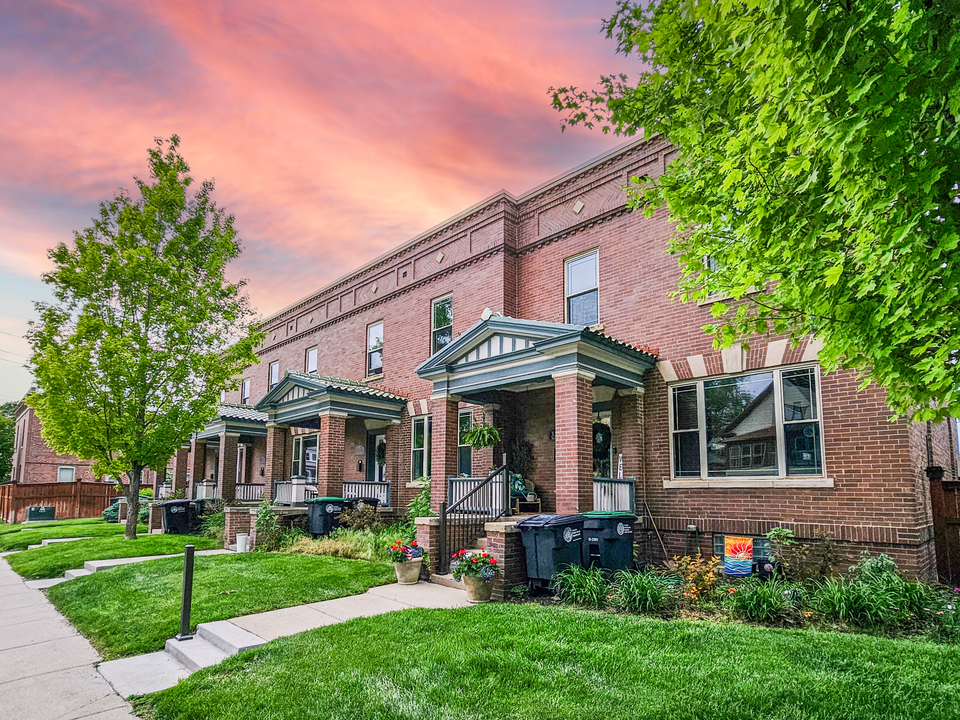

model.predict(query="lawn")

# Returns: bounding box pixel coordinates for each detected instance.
[0,519,146,552]
[135,604,960,720]
[0,516,111,536]
[7,533,217,579]
[49,553,396,659]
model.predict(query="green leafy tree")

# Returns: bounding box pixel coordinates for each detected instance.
[553,0,960,420]
[0,401,15,482]
[27,136,263,538]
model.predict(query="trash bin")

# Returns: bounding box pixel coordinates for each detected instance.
[161,500,196,534]
[581,511,637,571]
[306,497,349,537]
[25,506,55,523]
[515,514,586,585]
[348,497,380,511]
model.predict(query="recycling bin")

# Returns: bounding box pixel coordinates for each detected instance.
[515,514,586,584]
[307,497,349,537]
[25,506,55,523]
[161,500,196,534]
[581,511,637,571]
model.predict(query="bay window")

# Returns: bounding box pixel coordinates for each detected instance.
[670,365,824,480]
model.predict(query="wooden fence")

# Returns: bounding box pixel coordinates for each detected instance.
[0,481,125,524]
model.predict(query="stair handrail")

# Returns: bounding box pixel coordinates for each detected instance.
[446,463,508,516]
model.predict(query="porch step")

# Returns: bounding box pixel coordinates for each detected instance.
[430,573,466,591]
[196,620,265,656]
[64,568,93,580]
[164,636,228,673]
[474,536,487,550]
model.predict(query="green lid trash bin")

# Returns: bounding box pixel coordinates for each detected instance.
[515,514,586,586]
[581,511,637,571]
[25,506,55,523]
[306,497,349,537]
[161,500,196,535]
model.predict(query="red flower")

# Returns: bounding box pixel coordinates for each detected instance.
[490,558,497,564]
[472,557,478,563]
[411,541,417,546]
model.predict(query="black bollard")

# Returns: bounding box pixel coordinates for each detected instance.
[175,544,195,641]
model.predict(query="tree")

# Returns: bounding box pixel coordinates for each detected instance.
[0,401,15,482]
[27,136,263,538]
[552,0,960,420]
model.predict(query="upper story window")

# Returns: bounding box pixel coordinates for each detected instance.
[458,409,473,476]
[367,321,383,376]
[268,361,280,389]
[565,250,599,326]
[219,389,226,403]
[305,347,318,374]
[432,295,453,355]
[669,365,823,480]
[240,379,251,405]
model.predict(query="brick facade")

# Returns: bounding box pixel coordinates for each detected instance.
[11,403,99,484]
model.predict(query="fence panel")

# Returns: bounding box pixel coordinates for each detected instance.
[0,482,123,524]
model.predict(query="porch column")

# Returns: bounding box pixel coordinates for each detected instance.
[429,395,460,510]
[553,369,595,514]
[317,412,346,498]
[171,446,190,495]
[189,439,206,499]
[618,387,645,511]
[264,423,288,503]
[218,432,240,503]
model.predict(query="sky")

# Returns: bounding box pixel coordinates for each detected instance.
[0,0,634,404]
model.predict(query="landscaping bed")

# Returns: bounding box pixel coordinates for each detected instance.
[49,552,395,659]
[135,603,960,720]
[0,519,144,552]
[6,533,216,578]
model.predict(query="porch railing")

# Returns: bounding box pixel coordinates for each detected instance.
[593,477,636,513]
[193,481,218,500]
[273,481,292,504]
[438,463,509,574]
[343,481,390,507]
[157,482,172,499]
[235,483,265,503]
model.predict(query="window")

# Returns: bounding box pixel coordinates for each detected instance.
[241,379,250,405]
[292,434,319,484]
[268,361,280,389]
[367,321,383,376]
[57,466,75,483]
[305,347,318,374]
[432,295,453,355]
[458,410,473,476]
[412,416,433,480]
[565,250,599,326]
[669,365,824,480]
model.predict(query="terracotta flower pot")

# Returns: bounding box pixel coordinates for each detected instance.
[462,574,494,603]
[395,557,423,585]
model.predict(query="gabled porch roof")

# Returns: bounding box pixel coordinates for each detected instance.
[195,403,268,440]
[416,316,658,400]
[256,371,407,425]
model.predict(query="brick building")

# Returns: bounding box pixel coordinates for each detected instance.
[11,399,99,485]
[12,136,960,582]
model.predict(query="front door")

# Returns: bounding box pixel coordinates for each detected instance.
[367,432,386,483]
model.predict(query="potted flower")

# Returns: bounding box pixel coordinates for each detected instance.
[451,549,498,603]
[387,541,424,585]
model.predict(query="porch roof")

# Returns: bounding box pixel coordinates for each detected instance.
[196,403,268,440]
[255,371,407,425]
[415,315,658,400]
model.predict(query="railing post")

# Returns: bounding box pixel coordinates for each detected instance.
[438,501,448,574]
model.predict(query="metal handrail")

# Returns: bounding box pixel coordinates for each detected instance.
[439,462,508,574]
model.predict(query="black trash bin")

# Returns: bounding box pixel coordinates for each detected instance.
[515,514,586,586]
[348,497,380,511]
[581,511,637,571]
[306,497,349,537]
[161,500,196,535]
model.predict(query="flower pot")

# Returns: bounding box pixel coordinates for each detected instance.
[395,557,423,585]
[235,532,249,553]
[462,574,494,603]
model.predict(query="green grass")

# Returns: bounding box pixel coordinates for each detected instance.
[0,516,112,536]
[0,519,144,551]
[49,553,395,659]
[136,604,960,720]
[6,533,216,579]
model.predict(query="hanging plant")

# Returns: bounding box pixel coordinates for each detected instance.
[462,422,501,450]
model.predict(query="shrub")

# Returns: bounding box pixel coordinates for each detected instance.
[201,511,225,542]
[611,570,676,615]
[724,576,804,624]
[283,524,414,563]
[254,501,282,551]
[102,503,119,523]
[766,527,840,581]
[552,565,610,609]
[338,505,386,532]
[406,481,433,520]
[666,552,721,605]
[812,577,897,628]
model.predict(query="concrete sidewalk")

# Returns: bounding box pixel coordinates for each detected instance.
[0,557,134,720]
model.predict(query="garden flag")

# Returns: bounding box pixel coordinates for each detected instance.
[724,536,753,577]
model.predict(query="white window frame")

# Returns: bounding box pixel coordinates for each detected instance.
[366,321,384,377]
[305,347,318,374]
[57,466,76,483]
[666,363,831,489]
[268,361,280,389]
[564,249,600,326]
[240,379,251,405]
[431,294,454,355]
[458,409,473,477]
[411,415,432,481]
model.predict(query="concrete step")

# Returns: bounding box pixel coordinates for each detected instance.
[197,620,265,656]
[474,537,488,550]
[41,537,94,546]
[429,573,466,591]
[64,568,93,580]
[83,548,233,573]
[24,577,68,590]
[164,635,228,673]
[27,544,41,550]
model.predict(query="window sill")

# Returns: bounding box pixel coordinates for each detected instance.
[663,477,834,489]
[364,373,385,382]
[406,480,429,489]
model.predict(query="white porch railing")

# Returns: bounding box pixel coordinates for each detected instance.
[447,474,506,514]
[343,481,390,506]
[235,483,264,503]
[157,482,172,499]
[193,481,218,500]
[273,481,293,504]
[593,477,636,512]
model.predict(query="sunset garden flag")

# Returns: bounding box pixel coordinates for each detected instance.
[724,536,753,576]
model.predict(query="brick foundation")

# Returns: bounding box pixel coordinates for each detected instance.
[224,505,258,550]
[484,521,527,601]
[415,516,441,575]
[148,502,164,533]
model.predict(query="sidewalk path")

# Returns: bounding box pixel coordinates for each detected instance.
[0,557,134,720]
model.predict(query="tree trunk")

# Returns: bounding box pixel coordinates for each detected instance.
[125,465,142,540]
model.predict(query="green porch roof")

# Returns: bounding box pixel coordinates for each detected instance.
[196,403,269,440]
[255,371,407,425]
